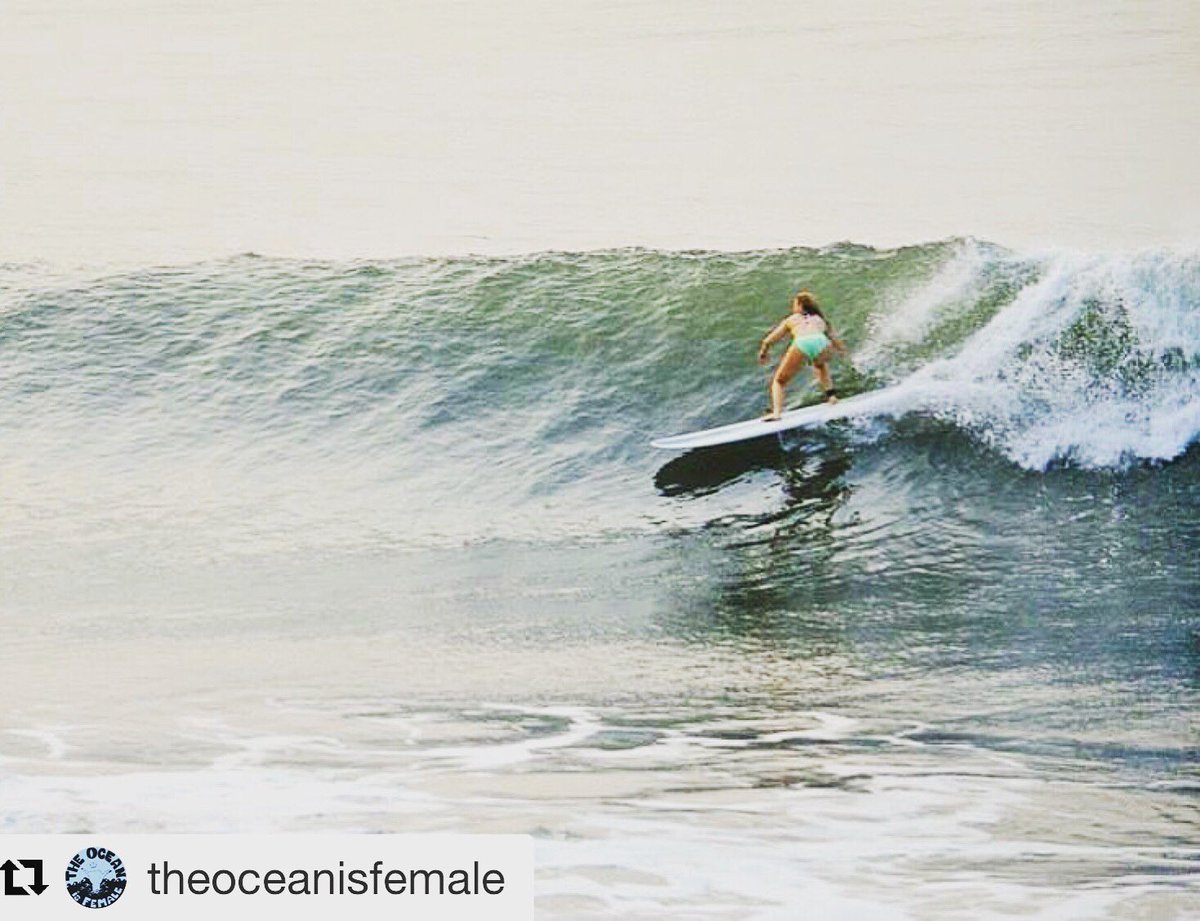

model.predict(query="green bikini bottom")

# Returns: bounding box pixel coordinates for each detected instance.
[792,332,831,360]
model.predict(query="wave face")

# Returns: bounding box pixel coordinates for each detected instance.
[1,240,1198,554]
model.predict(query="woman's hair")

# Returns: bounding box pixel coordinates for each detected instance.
[793,290,826,320]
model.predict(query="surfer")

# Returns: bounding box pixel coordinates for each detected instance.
[757,290,846,421]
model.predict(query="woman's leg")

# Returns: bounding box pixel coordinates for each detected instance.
[767,347,807,419]
[813,347,837,401]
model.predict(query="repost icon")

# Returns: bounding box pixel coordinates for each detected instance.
[2,858,48,897]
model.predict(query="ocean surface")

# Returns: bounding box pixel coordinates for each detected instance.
[1,239,1198,918]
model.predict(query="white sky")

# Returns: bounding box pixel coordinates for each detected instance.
[1,0,1197,263]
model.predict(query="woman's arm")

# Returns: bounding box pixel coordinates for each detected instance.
[757,319,791,365]
[826,323,849,355]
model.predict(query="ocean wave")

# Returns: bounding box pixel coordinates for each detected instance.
[0,240,1196,553]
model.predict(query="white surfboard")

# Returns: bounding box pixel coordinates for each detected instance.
[651,387,904,451]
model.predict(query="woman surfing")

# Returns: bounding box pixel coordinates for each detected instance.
[757,290,847,421]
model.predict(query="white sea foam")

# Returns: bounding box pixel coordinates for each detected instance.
[4,705,1187,919]
[858,238,994,367]
[861,246,1200,469]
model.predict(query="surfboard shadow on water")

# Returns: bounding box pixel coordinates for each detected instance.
[653,428,853,505]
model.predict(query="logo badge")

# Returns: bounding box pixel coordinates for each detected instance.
[65,847,127,909]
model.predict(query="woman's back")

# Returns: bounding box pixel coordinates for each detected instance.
[786,312,827,337]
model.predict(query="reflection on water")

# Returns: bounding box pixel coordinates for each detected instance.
[652,425,855,503]
[654,434,785,498]
[650,427,1200,783]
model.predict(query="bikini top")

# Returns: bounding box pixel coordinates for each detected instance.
[787,314,827,338]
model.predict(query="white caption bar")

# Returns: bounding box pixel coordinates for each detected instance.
[0,834,532,920]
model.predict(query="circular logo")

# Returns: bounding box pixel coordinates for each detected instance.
[65,847,127,909]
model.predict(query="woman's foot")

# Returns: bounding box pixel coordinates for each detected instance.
[762,409,781,421]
